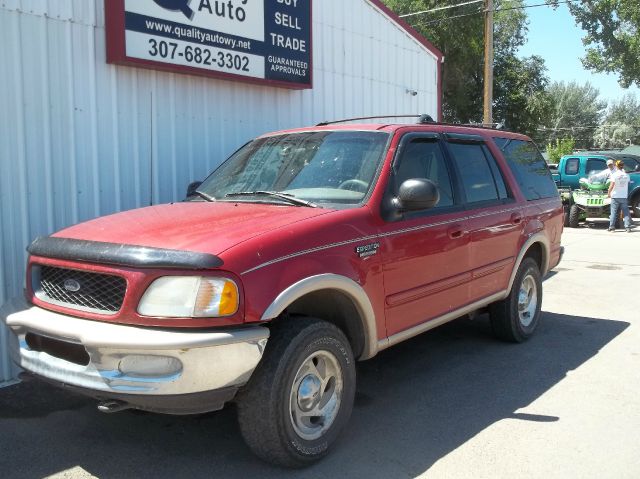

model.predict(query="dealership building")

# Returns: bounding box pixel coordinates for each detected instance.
[0,0,442,383]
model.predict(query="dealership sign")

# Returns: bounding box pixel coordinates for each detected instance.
[105,0,312,89]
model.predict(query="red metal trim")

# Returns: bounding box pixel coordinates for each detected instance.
[366,0,444,121]
[109,57,312,90]
[105,0,126,64]
[103,0,313,90]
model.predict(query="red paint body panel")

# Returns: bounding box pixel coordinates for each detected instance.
[379,210,471,336]
[53,202,331,255]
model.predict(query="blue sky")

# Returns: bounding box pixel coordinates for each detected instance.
[518,3,639,105]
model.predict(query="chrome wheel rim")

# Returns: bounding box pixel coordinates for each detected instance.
[289,350,343,441]
[518,274,538,327]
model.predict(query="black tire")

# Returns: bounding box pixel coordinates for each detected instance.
[236,317,356,468]
[630,197,640,218]
[615,212,624,229]
[489,258,543,342]
[568,204,580,228]
[562,206,570,227]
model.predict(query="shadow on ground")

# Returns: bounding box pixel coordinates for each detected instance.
[0,312,628,478]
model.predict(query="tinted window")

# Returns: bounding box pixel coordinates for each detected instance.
[448,143,506,204]
[493,138,559,200]
[565,158,579,175]
[483,145,509,199]
[586,158,606,175]
[620,157,640,172]
[394,139,454,207]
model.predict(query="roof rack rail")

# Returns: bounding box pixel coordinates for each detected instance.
[316,114,435,126]
[313,115,514,133]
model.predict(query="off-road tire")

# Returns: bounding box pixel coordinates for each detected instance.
[630,197,640,218]
[562,206,570,227]
[489,258,543,342]
[568,204,580,228]
[615,211,624,229]
[236,317,356,468]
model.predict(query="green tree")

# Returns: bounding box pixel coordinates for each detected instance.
[604,93,640,125]
[562,0,640,88]
[383,0,550,136]
[536,81,607,149]
[494,55,552,137]
[593,93,640,148]
[546,137,575,164]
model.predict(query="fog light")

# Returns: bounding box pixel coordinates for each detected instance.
[118,355,182,378]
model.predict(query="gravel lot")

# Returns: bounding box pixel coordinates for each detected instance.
[1,220,639,479]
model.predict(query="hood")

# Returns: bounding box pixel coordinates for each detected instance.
[53,202,333,256]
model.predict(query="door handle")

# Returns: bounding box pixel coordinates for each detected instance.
[448,226,465,239]
[511,213,523,225]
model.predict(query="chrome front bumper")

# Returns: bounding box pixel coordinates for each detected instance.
[1,298,269,409]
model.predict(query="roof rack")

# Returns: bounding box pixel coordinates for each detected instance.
[314,115,513,132]
[316,114,435,126]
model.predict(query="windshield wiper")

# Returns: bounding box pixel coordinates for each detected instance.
[193,190,216,202]
[224,191,318,208]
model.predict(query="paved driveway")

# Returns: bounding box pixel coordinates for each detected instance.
[1,222,639,478]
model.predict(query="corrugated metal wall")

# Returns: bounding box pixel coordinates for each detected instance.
[0,0,439,383]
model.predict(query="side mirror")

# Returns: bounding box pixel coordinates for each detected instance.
[186,181,202,197]
[393,178,440,212]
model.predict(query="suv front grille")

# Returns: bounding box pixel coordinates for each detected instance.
[34,266,127,314]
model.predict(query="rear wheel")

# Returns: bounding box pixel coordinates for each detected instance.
[615,211,624,229]
[631,197,640,218]
[568,204,580,228]
[490,258,542,342]
[236,317,356,468]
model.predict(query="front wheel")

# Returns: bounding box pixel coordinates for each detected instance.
[562,206,570,227]
[236,317,356,468]
[490,258,543,342]
[568,204,580,228]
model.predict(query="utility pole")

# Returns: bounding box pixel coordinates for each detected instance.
[483,0,494,126]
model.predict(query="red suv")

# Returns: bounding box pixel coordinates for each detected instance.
[2,118,563,467]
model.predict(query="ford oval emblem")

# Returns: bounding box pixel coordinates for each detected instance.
[63,279,81,292]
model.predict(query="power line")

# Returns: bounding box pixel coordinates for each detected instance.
[491,0,577,13]
[404,0,578,25]
[399,0,484,18]
[537,124,640,131]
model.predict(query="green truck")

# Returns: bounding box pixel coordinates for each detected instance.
[552,153,640,227]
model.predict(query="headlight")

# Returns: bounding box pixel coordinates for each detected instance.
[138,276,239,318]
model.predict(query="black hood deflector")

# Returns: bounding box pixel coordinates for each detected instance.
[27,237,223,270]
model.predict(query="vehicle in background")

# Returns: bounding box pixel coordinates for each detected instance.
[555,153,640,225]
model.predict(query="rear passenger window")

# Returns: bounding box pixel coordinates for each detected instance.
[564,158,579,175]
[448,143,509,204]
[494,138,560,200]
[586,159,606,175]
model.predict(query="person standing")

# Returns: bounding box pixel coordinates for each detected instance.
[593,159,616,182]
[608,160,631,233]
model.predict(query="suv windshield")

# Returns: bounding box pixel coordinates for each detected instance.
[196,131,389,207]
